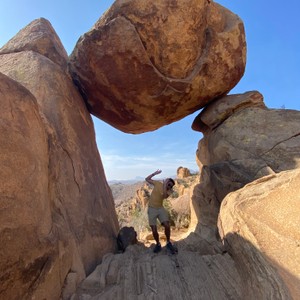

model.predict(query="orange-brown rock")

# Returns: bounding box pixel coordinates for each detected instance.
[192,91,266,132]
[219,169,300,299]
[190,92,300,244]
[69,0,246,133]
[195,93,300,171]
[0,19,118,300]
[177,166,192,179]
[135,183,150,209]
[0,72,52,300]
[71,169,297,299]
[0,18,68,69]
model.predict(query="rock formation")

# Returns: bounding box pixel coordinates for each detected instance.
[101,94,300,299]
[189,90,300,242]
[69,0,246,133]
[72,168,298,299]
[0,18,119,300]
[1,1,299,299]
[0,17,68,70]
[0,72,52,299]
[183,91,300,299]
[219,169,300,299]
[177,166,192,179]
[135,183,150,209]
[117,226,138,252]
[74,245,243,299]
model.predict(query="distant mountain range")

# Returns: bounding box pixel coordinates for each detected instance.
[108,176,145,185]
[108,170,199,185]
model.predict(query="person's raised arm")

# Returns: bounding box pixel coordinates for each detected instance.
[145,169,162,185]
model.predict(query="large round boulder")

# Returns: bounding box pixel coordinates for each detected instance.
[69,0,246,133]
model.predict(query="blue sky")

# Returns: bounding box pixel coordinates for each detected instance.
[1,0,300,181]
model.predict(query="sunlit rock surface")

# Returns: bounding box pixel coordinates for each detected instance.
[0,18,119,299]
[219,169,300,299]
[69,0,246,133]
[190,91,300,243]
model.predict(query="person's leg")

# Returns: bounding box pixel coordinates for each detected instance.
[150,225,162,253]
[148,207,161,252]
[158,207,171,242]
[162,221,171,242]
[160,208,177,254]
[162,221,176,253]
[150,225,159,244]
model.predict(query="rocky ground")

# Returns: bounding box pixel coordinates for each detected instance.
[68,174,245,299]
[72,240,242,300]
[71,169,300,299]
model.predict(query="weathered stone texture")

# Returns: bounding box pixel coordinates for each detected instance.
[1,2,299,299]
[0,18,119,300]
[190,91,300,244]
[69,0,246,133]
[197,96,300,172]
[74,245,243,299]
[192,90,266,132]
[0,72,52,299]
[0,18,68,69]
[187,92,300,298]
[219,169,300,299]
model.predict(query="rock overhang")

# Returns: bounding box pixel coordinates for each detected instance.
[68,0,246,134]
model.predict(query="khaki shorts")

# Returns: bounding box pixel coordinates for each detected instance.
[147,206,169,226]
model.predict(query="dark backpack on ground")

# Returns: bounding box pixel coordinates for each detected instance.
[117,226,138,252]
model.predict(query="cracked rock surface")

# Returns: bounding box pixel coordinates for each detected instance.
[69,0,246,133]
[189,91,300,251]
[219,168,300,299]
[73,243,243,300]
[0,18,119,300]
[194,91,300,173]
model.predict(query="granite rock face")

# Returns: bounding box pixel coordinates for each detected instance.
[190,91,300,243]
[69,0,246,133]
[1,3,299,300]
[0,18,68,69]
[196,92,300,173]
[186,91,300,298]
[73,245,244,299]
[219,169,300,299]
[0,18,119,300]
[0,72,52,300]
[192,90,266,132]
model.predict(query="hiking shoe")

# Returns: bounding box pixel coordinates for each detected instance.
[166,242,177,254]
[153,243,162,253]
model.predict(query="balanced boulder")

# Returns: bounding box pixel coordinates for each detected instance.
[69,0,246,133]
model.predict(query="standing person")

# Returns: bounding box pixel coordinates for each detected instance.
[145,169,176,253]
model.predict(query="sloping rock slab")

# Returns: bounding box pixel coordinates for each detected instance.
[0,72,51,300]
[73,244,242,299]
[219,169,300,299]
